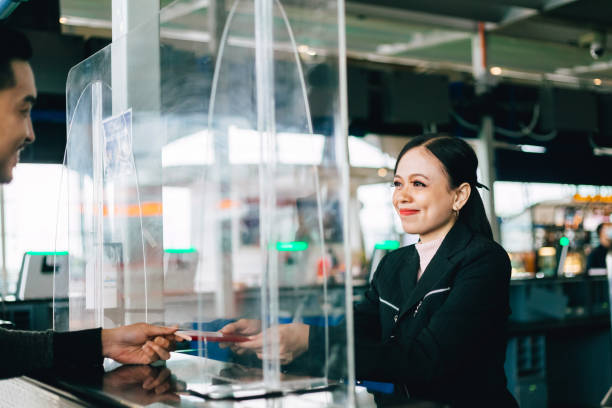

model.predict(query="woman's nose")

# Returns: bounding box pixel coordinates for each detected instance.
[395,187,412,202]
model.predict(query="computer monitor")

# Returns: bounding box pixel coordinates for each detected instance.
[164,249,198,296]
[16,252,69,300]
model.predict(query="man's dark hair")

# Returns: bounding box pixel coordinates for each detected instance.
[597,223,605,237]
[0,26,32,91]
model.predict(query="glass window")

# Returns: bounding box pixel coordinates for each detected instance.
[1,164,64,294]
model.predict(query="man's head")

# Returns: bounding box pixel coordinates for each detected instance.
[0,27,36,183]
[598,223,612,248]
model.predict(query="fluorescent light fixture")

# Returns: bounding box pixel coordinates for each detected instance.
[57,15,112,29]
[0,0,26,19]
[519,144,546,154]
[162,130,214,167]
[228,126,325,165]
[349,136,396,168]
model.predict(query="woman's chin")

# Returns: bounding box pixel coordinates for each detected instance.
[401,223,421,235]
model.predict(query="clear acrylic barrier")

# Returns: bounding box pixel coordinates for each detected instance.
[55,0,352,404]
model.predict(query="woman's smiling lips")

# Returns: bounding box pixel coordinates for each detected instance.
[399,209,419,216]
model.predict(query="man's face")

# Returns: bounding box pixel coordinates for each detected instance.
[0,60,36,183]
[600,224,612,248]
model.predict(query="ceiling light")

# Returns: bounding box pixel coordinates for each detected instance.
[297,45,317,56]
[519,144,546,154]
[594,78,602,86]
[377,168,388,177]
[490,66,502,76]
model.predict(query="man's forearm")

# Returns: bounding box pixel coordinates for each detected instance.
[0,327,53,379]
[0,326,103,380]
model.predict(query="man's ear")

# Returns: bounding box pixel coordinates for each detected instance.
[453,182,471,211]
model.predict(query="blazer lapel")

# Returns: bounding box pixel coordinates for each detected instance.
[399,246,419,300]
[398,221,473,319]
[378,246,417,311]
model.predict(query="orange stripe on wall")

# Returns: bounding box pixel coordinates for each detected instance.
[98,202,163,217]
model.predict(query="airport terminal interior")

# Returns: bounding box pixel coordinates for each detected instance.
[1,0,612,406]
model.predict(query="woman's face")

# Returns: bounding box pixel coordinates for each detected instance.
[392,146,466,243]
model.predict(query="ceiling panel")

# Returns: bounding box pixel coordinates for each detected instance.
[547,0,612,28]
[55,0,612,86]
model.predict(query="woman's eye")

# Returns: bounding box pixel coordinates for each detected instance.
[392,181,401,188]
[412,181,426,187]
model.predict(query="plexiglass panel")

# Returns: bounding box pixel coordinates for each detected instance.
[55,0,352,404]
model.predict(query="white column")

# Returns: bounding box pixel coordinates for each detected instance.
[111,0,163,324]
[472,24,500,242]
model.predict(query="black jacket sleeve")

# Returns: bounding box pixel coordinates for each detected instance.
[0,327,103,379]
[353,258,384,343]
[0,327,54,379]
[53,328,104,369]
[354,244,511,385]
[303,256,387,377]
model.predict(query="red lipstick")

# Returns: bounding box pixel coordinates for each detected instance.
[399,209,419,216]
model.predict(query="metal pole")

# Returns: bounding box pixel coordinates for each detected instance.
[471,22,500,242]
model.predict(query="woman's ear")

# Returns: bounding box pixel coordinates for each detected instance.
[453,182,471,211]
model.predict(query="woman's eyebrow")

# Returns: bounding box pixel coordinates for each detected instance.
[407,173,430,180]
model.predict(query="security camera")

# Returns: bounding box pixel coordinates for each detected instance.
[579,31,607,60]
[590,41,605,59]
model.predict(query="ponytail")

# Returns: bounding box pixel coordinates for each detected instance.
[458,186,493,240]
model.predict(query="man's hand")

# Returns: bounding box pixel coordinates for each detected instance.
[101,323,187,364]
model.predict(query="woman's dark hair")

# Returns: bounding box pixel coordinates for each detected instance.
[0,26,32,91]
[394,135,493,240]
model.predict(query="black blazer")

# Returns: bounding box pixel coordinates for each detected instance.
[353,221,518,406]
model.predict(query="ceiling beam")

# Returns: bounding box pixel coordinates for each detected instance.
[491,0,581,29]
[345,2,478,31]
[542,0,581,12]
[375,32,472,56]
[348,0,512,23]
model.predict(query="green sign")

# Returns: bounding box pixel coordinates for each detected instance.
[26,251,69,256]
[374,240,400,250]
[276,241,308,251]
[164,248,197,254]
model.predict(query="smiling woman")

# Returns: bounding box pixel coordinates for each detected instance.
[392,136,493,243]
[222,135,518,406]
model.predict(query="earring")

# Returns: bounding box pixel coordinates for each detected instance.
[453,208,459,217]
